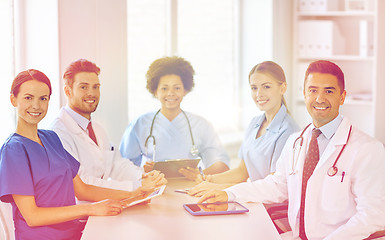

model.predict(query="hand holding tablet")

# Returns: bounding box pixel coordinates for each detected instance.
[153,159,200,178]
[121,185,166,208]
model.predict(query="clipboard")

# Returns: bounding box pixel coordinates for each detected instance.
[153,158,200,178]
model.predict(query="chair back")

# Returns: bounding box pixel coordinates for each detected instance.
[365,229,385,240]
[0,202,14,240]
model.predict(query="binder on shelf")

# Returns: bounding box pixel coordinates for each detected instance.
[349,92,372,101]
[297,62,309,93]
[298,0,316,12]
[359,20,374,57]
[298,20,345,57]
[316,0,340,12]
[345,0,368,12]
[298,0,340,12]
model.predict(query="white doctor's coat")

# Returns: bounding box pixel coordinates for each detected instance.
[49,108,143,191]
[227,117,385,240]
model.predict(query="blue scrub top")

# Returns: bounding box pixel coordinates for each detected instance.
[0,130,81,240]
[239,105,299,181]
[120,111,230,168]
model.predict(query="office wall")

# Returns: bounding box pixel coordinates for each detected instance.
[14,0,61,129]
[58,0,128,145]
[272,0,293,108]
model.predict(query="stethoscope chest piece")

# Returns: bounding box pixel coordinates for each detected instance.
[291,124,352,178]
[327,166,338,177]
[190,145,199,157]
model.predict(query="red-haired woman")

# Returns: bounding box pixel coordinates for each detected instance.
[0,69,151,240]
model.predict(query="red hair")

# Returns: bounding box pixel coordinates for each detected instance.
[11,69,52,97]
[63,59,100,87]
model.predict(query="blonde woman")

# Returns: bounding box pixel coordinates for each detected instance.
[189,61,299,196]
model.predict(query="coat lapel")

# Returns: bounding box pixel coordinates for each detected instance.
[59,108,98,147]
[315,118,352,171]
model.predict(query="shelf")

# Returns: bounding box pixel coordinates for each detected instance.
[297,11,375,17]
[294,98,373,106]
[297,55,374,61]
[292,0,385,142]
[344,98,373,106]
[294,98,305,104]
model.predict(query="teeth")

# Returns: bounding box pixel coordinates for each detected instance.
[166,99,176,102]
[258,100,267,104]
[29,112,40,116]
[314,106,327,110]
[85,100,94,103]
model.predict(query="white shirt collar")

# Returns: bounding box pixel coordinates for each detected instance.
[64,105,91,131]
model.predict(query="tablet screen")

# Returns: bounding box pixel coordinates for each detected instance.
[183,201,249,216]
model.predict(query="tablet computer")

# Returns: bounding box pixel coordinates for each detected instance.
[121,185,166,208]
[153,158,200,178]
[183,201,249,216]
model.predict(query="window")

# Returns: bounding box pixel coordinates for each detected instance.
[0,0,15,143]
[127,0,240,132]
[0,0,61,142]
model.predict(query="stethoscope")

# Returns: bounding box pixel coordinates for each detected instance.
[290,123,352,177]
[143,109,199,161]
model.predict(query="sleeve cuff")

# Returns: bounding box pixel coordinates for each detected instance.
[224,190,236,201]
[133,179,142,190]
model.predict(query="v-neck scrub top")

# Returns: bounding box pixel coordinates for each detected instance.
[120,111,230,168]
[0,130,81,240]
[239,105,299,181]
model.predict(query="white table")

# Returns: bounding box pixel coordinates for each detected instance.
[81,179,282,240]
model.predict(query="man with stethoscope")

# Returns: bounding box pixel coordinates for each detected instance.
[198,60,385,240]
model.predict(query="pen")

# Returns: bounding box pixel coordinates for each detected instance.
[174,189,189,194]
[198,166,206,181]
[341,171,345,182]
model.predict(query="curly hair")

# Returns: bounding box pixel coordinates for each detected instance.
[146,56,195,96]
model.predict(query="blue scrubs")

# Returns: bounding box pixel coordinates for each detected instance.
[120,111,230,168]
[0,130,81,240]
[239,105,300,181]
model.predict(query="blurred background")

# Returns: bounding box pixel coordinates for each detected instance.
[0,0,383,159]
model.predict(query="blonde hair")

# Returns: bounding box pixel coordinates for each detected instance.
[249,61,289,113]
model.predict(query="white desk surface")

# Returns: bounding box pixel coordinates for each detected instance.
[81,179,282,240]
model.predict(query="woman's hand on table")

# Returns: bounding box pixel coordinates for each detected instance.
[142,170,167,188]
[88,199,123,216]
[143,161,155,173]
[179,167,206,182]
[119,186,155,207]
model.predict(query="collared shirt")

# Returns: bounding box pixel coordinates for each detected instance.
[64,105,91,135]
[310,114,343,156]
[239,104,300,181]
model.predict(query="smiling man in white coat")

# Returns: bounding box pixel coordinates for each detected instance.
[198,60,385,240]
[49,59,166,192]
